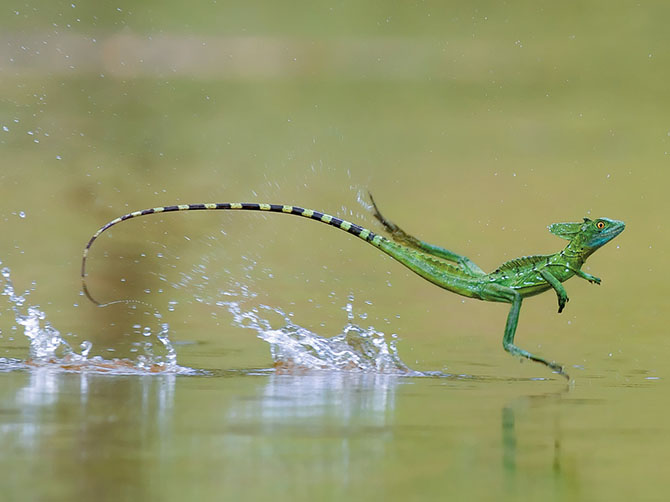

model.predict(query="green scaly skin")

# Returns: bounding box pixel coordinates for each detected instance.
[81,195,625,380]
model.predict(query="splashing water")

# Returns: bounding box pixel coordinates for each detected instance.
[215,291,419,375]
[1,257,422,376]
[0,264,189,375]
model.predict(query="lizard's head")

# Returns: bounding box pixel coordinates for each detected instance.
[548,217,625,250]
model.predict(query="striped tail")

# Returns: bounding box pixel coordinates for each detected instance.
[81,202,388,305]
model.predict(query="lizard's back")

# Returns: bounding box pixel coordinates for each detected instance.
[488,254,559,297]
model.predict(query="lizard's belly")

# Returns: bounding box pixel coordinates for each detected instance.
[514,282,553,297]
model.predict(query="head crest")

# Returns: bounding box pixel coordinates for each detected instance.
[548,220,586,240]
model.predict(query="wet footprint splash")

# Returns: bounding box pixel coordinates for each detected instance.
[213,290,421,375]
[0,264,193,375]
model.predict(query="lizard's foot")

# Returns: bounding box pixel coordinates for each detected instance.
[368,192,398,232]
[533,357,570,381]
[506,343,570,380]
[547,361,570,380]
[580,271,601,284]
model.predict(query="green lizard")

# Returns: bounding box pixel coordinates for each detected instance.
[81,196,625,379]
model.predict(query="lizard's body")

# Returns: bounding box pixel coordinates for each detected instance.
[81,197,625,379]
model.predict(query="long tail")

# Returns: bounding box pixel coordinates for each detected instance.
[81,202,388,305]
[82,201,477,305]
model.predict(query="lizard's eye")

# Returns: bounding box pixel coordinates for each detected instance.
[596,221,606,230]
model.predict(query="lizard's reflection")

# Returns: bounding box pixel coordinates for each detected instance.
[502,385,572,494]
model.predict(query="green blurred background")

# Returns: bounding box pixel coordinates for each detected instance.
[1,1,669,500]
[2,0,667,371]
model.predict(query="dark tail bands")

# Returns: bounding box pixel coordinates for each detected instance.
[81,202,385,305]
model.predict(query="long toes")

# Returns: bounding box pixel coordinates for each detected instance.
[547,362,569,379]
[556,367,570,380]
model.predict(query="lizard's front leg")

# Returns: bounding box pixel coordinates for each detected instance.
[573,268,601,284]
[539,269,569,313]
[548,263,601,284]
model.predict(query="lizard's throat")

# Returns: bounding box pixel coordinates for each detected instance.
[563,241,594,262]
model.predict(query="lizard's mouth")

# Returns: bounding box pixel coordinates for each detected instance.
[604,220,625,239]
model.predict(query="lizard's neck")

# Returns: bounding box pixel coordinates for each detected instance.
[561,240,594,265]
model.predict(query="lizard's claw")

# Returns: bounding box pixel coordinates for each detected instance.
[527,353,570,380]
[549,362,570,380]
[558,296,569,313]
[590,276,601,285]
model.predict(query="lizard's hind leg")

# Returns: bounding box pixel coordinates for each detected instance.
[368,193,486,276]
[480,283,569,380]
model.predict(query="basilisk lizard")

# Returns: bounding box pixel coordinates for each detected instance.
[81,195,624,379]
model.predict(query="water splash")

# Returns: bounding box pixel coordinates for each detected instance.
[0,264,190,375]
[215,291,419,375]
[1,256,421,376]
